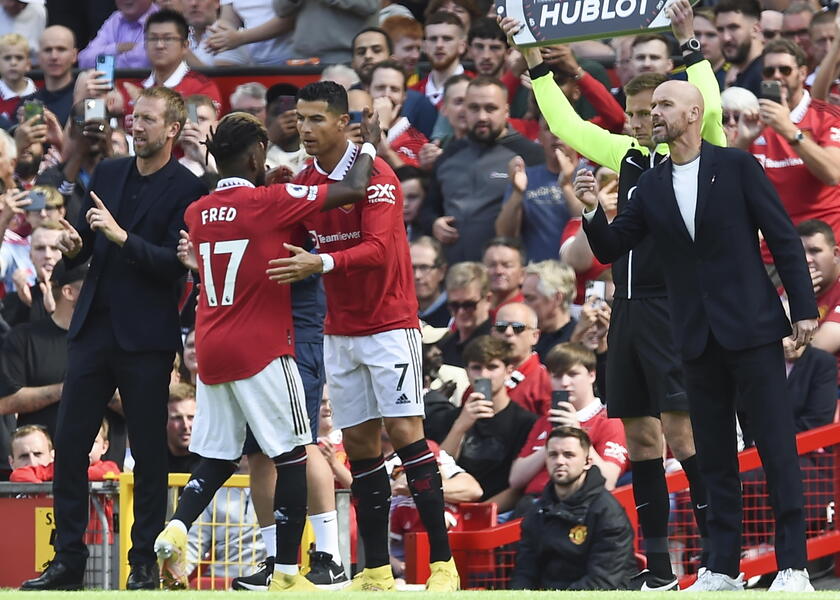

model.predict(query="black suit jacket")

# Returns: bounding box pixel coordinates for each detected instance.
[65,157,206,352]
[583,141,817,360]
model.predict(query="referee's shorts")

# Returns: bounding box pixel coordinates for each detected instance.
[606,297,689,418]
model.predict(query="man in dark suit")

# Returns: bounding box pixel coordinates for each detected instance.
[21,87,206,591]
[575,80,819,592]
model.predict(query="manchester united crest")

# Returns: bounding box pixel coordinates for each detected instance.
[569,524,588,545]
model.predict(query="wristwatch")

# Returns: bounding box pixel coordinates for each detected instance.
[789,129,805,146]
[680,38,701,53]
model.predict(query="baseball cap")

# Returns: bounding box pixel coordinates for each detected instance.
[51,260,89,287]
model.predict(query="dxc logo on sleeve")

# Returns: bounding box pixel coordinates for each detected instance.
[367,183,397,205]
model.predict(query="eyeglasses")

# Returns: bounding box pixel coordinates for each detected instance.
[494,320,529,334]
[413,263,439,275]
[144,35,185,46]
[237,106,266,116]
[722,111,741,124]
[447,300,479,312]
[762,65,794,77]
[763,30,782,41]
[782,29,809,39]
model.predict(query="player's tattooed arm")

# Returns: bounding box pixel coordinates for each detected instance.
[322,107,382,210]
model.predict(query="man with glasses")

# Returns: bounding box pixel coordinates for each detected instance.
[438,261,492,368]
[733,39,840,252]
[761,10,783,42]
[781,2,814,64]
[715,0,765,96]
[411,236,449,328]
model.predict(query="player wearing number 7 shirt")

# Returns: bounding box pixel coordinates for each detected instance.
[152,110,381,592]
[266,81,459,592]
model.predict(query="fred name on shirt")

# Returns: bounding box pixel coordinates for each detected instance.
[201,206,238,224]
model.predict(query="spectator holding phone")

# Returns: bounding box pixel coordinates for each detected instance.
[440,336,536,512]
[179,94,218,183]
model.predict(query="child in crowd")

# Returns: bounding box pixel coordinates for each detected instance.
[0,33,36,123]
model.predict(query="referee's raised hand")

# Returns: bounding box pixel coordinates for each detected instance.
[359,106,381,146]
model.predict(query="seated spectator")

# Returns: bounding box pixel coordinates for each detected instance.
[510,426,635,590]
[229,82,266,122]
[421,326,469,440]
[490,302,551,416]
[166,382,198,473]
[522,261,579,362]
[186,0,249,66]
[10,419,121,482]
[0,0,45,63]
[120,9,222,116]
[441,336,537,512]
[423,76,543,264]
[720,86,758,147]
[179,94,219,184]
[3,222,62,326]
[78,0,158,69]
[8,423,52,469]
[437,261,491,368]
[381,14,422,86]
[319,64,360,90]
[181,328,198,384]
[509,343,628,498]
[316,394,352,490]
[274,0,377,64]
[413,11,470,107]
[205,0,293,66]
[397,166,426,241]
[370,61,428,169]
[0,261,87,439]
[483,237,525,321]
[33,26,78,126]
[424,73,469,155]
[265,83,308,174]
[0,33,36,125]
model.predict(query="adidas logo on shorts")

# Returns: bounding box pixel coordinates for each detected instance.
[395,393,411,405]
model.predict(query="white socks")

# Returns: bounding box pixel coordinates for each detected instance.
[260,524,276,558]
[309,510,342,565]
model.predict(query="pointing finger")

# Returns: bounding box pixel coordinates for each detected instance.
[90,191,106,210]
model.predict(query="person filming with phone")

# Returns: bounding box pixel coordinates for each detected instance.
[732,39,840,251]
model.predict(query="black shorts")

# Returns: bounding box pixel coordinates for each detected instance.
[605,297,689,418]
[243,341,325,455]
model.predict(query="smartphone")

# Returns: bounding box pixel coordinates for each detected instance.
[348,110,364,124]
[760,80,783,104]
[22,99,44,124]
[26,189,47,212]
[187,103,199,123]
[473,377,492,403]
[96,54,116,90]
[551,390,570,411]
[84,98,106,122]
[585,280,606,306]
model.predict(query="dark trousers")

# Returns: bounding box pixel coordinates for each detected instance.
[53,312,174,569]
[683,332,806,576]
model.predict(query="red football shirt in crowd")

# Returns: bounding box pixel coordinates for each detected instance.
[507,352,552,416]
[295,140,419,336]
[560,218,610,304]
[387,116,427,168]
[517,401,628,496]
[184,178,328,384]
[816,277,840,384]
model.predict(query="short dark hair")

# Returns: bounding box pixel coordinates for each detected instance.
[144,8,189,41]
[205,112,268,169]
[395,165,426,185]
[426,10,466,32]
[169,383,196,403]
[797,219,836,245]
[783,1,814,17]
[297,81,349,115]
[444,73,472,98]
[467,75,508,98]
[811,8,837,29]
[547,426,592,455]
[370,59,407,90]
[631,33,671,53]
[468,17,506,45]
[624,72,668,97]
[425,0,481,19]
[714,0,761,20]
[482,236,526,266]
[545,342,597,377]
[764,38,808,67]
[352,26,393,54]
[462,335,515,367]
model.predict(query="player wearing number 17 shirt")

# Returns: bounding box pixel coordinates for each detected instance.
[152,111,380,592]
[267,81,459,591]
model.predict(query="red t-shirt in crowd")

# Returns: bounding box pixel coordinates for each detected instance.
[750,93,840,262]
[387,117,428,168]
[507,352,552,415]
[296,141,419,336]
[10,459,121,482]
[184,179,328,384]
[517,402,628,496]
[489,291,526,324]
[816,277,840,384]
[560,218,610,304]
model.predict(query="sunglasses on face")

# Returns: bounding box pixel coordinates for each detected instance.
[762,65,794,77]
[494,320,529,334]
[722,111,741,124]
[448,300,479,312]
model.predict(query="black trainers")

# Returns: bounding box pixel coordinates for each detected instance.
[305,547,349,589]
[628,568,679,591]
[231,557,274,591]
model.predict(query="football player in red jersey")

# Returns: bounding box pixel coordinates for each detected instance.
[153,109,381,592]
[267,81,459,591]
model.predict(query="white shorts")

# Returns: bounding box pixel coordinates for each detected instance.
[191,355,311,460]
[325,328,424,430]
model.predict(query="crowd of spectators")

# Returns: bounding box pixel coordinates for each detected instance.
[0,0,838,591]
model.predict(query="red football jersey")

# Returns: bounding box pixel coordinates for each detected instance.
[816,277,840,385]
[184,179,328,384]
[387,117,428,168]
[560,218,610,304]
[295,141,420,336]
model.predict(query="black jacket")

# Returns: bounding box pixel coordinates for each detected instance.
[583,142,817,360]
[511,466,635,590]
[66,157,206,352]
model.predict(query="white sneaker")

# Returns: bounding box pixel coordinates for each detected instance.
[768,568,814,592]
[682,570,745,591]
